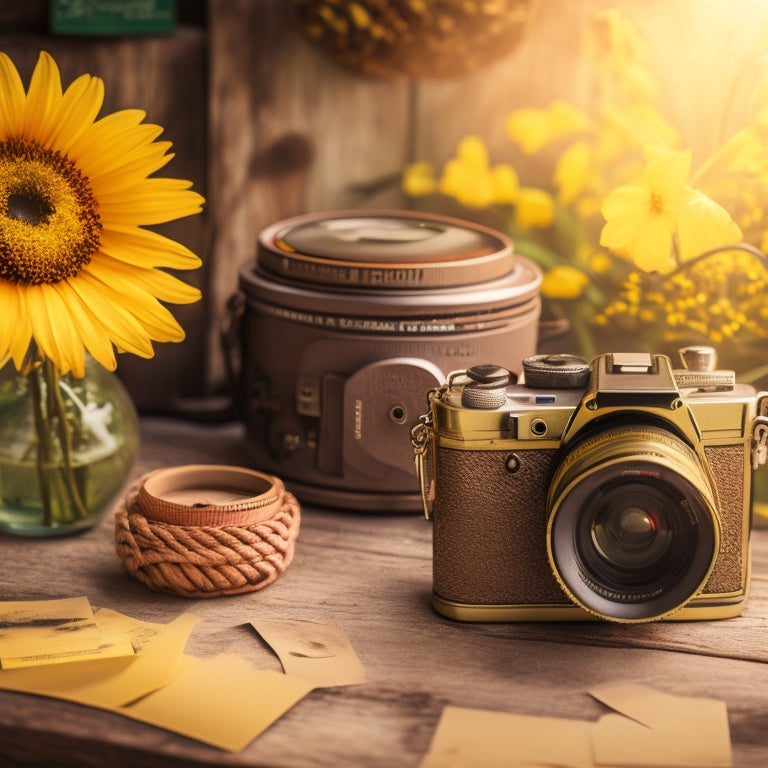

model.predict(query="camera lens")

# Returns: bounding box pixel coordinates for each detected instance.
[592,492,669,569]
[547,424,720,622]
[238,209,542,510]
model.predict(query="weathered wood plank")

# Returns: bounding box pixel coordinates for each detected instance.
[206,0,412,392]
[0,417,767,766]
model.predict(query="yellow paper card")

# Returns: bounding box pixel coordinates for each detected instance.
[123,652,314,752]
[589,683,732,767]
[419,705,595,768]
[251,618,366,688]
[0,609,199,708]
[0,596,133,669]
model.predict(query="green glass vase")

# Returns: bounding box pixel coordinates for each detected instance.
[0,358,139,537]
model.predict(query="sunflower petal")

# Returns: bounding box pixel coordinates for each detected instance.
[68,109,150,166]
[98,225,202,269]
[67,273,156,359]
[40,284,88,376]
[87,256,202,304]
[0,281,31,369]
[88,143,174,196]
[23,51,63,142]
[25,284,76,375]
[98,180,205,225]
[45,73,105,153]
[72,115,165,177]
[55,280,117,371]
[0,52,26,138]
[80,263,187,342]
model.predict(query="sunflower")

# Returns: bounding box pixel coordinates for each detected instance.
[0,50,204,378]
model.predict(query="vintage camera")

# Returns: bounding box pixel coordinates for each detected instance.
[234,210,542,511]
[413,348,768,622]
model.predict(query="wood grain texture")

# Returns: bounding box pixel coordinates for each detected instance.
[206,0,411,390]
[0,417,767,766]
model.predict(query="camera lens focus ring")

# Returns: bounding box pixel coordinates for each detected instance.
[546,424,720,623]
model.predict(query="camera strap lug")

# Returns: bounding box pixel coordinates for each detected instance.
[412,411,436,520]
[751,415,768,471]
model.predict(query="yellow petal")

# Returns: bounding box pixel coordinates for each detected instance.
[98,181,204,225]
[515,187,555,229]
[541,265,590,300]
[402,162,437,197]
[67,109,156,172]
[98,224,202,269]
[25,284,78,375]
[456,136,490,169]
[490,164,519,204]
[78,267,185,344]
[40,284,88,376]
[85,256,201,305]
[554,140,592,205]
[0,52,26,138]
[677,191,742,263]
[55,280,117,371]
[88,143,174,196]
[22,51,62,142]
[631,218,676,273]
[0,281,31,369]
[642,150,691,196]
[67,274,155,359]
[45,73,105,153]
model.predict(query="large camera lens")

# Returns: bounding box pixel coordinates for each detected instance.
[547,424,720,622]
[238,209,541,511]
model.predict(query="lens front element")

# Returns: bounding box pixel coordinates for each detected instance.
[547,424,720,622]
[592,489,671,570]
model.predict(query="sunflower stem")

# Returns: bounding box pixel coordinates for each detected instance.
[29,363,54,526]
[42,359,89,521]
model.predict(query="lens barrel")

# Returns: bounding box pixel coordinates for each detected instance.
[238,209,542,511]
[547,423,720,622]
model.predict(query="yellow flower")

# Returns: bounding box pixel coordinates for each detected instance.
[439,136,493,208]
[541,265,589,300]
[600,151,692,273]
[0,51,204,378]
[554,140,592,205]
[489,164,519,205]
[437,136,519,209]
[402,161,437,197]
[514,187,555,229]
[506,101,591,155]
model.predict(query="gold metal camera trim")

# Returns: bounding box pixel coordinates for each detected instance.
[432,583,750,623]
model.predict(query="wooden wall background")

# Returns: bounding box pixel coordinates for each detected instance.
[2,0,768,413]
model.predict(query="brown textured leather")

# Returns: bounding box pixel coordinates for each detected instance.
[702,444,748,595]
[432,447,568,605]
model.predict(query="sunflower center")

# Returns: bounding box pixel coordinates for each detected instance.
[7,191,54,225]
[0,138,101,284]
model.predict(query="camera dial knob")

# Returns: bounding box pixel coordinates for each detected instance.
[465,364,511,387]
[523,354,590,389]
[679,346,716,371]
[461,364,511,409]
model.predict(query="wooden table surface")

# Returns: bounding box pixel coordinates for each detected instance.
[1,417,767,767]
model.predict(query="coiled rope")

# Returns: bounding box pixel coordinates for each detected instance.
[114,475,301,598]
